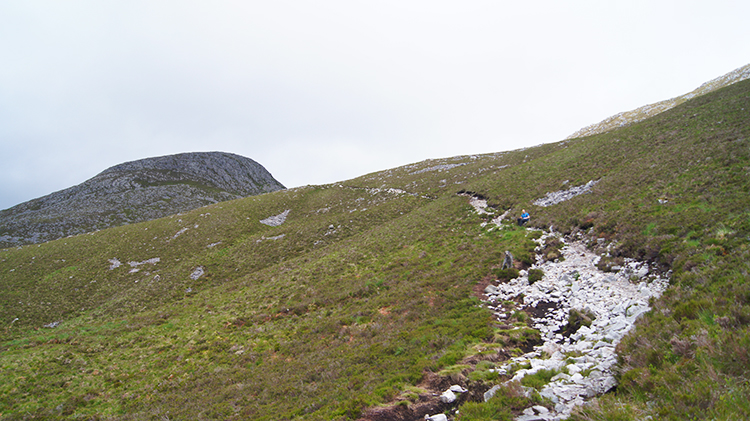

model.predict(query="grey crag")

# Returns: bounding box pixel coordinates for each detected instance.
[0,152,284,248]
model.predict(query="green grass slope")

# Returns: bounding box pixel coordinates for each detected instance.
[1,79,749,420]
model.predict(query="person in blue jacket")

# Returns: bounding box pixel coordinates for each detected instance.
[517,209,530,226]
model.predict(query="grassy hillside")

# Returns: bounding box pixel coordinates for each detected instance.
[1,79,749,420]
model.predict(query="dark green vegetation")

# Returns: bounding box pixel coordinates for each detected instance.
[457,382,546,421]
[1,80,749,420]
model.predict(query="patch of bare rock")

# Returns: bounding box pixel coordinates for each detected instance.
[532,180,599,207]
[260,209,290,226]
[481,231,669,420]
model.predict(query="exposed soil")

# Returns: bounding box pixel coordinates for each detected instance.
[357,372,459,421]
[471,274,496,301]
[525,299,562,320]
[357,367,497,421]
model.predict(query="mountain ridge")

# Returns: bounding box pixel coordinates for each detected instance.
[566,62,750,139]
[0,151,284,248]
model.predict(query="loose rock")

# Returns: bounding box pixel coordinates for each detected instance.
[480,233,669,419]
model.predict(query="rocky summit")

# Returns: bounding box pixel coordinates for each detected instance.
[0,152,284,248]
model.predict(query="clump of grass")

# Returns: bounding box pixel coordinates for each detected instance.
[568,396,650,421]
[468,360,500,382]
[527,268,544,284]
[540,236,564,262]
[493,326,541,351]
[492,267,519,281]
[457,381,545,421]
[520,368,559,390]
[562,308,596,337]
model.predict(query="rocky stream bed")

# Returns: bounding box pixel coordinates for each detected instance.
[418,195,671,421]
[479,232,669,420]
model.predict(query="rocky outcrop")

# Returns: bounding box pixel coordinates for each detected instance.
[0,152,285,248]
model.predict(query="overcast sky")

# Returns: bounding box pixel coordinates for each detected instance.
[1,1,748,210]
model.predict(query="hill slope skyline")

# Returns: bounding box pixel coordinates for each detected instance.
[566,62,750,139]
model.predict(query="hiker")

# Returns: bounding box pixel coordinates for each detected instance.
[517,209,530,226]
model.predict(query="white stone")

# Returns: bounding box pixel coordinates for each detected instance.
[608,318,628,332]
[604,331,622,342]
[108,258,122,270]
[540,388,560,403]
[593,341,614,350]
[577,325,593,336]
[483,385,501,402]
[573,340,593,352]
[189,266,205,280]
[627,304,649,320]
[566,364,582,374]
[555,402,569,414]
[533,405,550,414]
[439,390,456,403]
